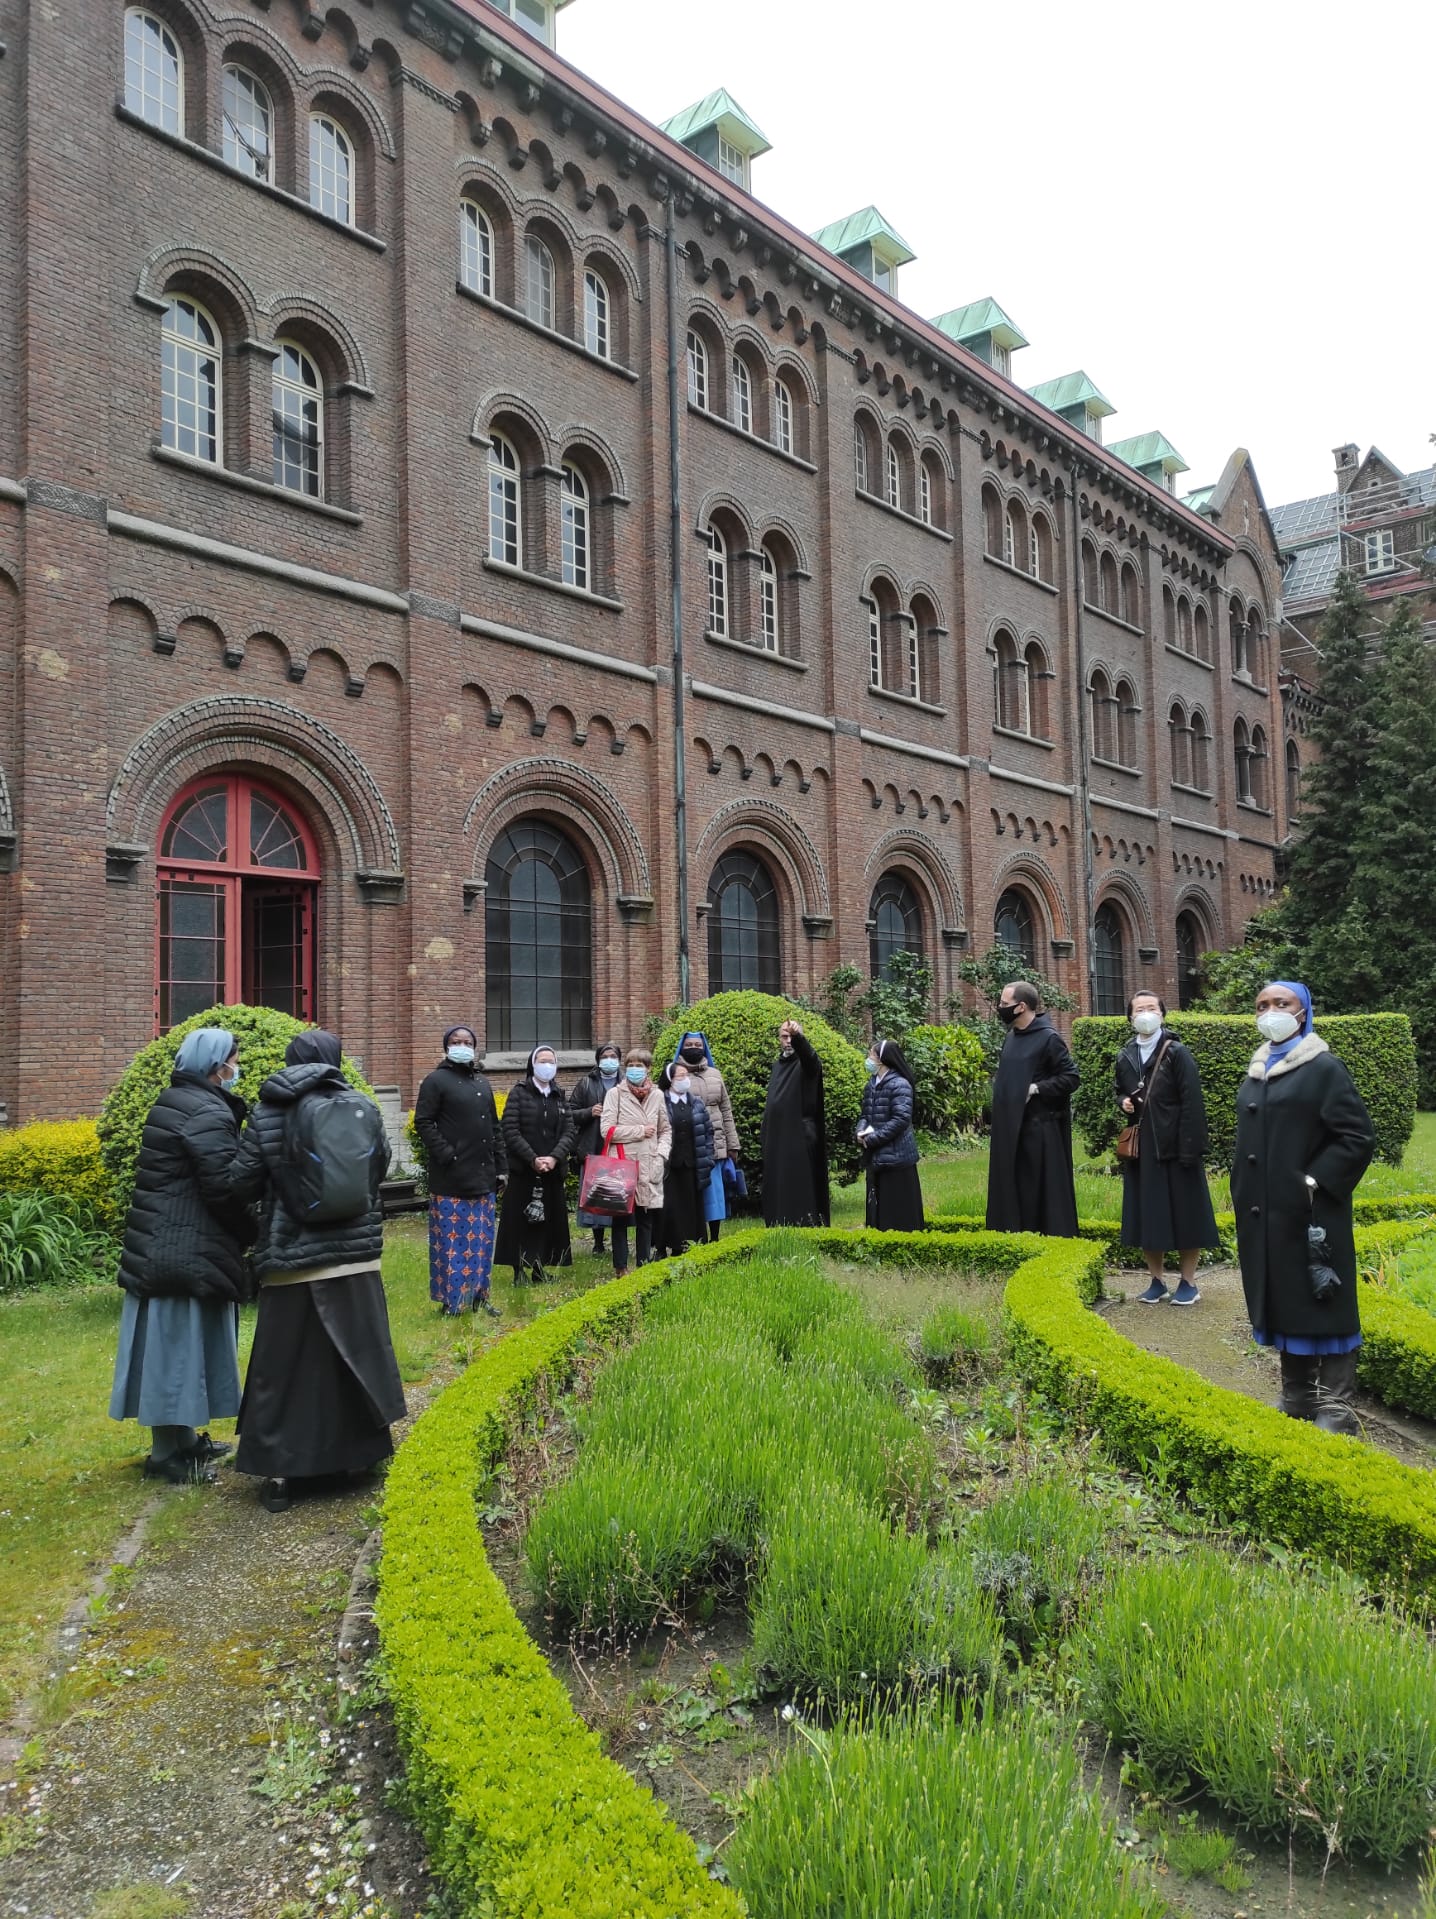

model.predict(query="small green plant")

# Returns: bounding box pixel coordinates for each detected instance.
[89,1889,190,1919]
[1084,1546,1436,1865]
[916,1303,992,1385]
[252,1714,330,1806]
[0,1191,116,1294]
[965,1472,1109,1648]
[1160,1811,1252,1891]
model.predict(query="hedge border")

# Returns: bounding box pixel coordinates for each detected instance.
[377,1221,1436,1919]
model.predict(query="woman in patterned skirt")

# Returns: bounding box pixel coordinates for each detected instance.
[414,1025,507,1316]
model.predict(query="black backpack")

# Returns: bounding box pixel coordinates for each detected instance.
[278,1089,385,1225]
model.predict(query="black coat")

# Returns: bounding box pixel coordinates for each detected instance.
[495,1080,577,1268]
[985,1013,1080,1236]
[760,1031,830,1226]
[664,1092,715,1190]
[227,1062,390,1279]
[117,1071,254,1302]
[1114,1032,1208,1164]
[414,1061,507,1199]
[570,1069,620,1163]
[1231,1037,1375,1341]
[859,1071,919,1169]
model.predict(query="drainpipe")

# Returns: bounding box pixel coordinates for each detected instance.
[664,200,691,1005]
[1068,464,1097,1011]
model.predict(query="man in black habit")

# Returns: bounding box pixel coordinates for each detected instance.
[760,1019,831,1226]
[985,981,1081,1236]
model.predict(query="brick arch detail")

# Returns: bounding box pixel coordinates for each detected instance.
[462,757,650,901]
[134,244,262,334]
[263,295,371,389]
[1173,884,1221,949]
[472,390,556,463]
[865,829,964,930]
[1094,871,1155,949]
[106,696,401,870]
[990,852,1070,942]
[694,799,830,920]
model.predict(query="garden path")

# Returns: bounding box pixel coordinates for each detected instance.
[1097,1264,1436,1471]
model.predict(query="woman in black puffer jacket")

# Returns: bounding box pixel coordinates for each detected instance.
[857,1039,924,1231]
[226,1030,406,1512]
[494,1044,576,1283]
[108,1026,254,1485]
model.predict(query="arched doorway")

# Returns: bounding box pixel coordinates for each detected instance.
[485,820,593,1051]
[993,887,1036,969]
[156,773,319,1030]
[868,872,924,981]
[1093,904,1126,1015]
[707,850,781,994]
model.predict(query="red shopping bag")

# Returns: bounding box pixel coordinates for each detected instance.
[579,1129,637,1217]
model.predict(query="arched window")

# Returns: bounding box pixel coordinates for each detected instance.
[1025,640,1050,737]
[919,461,933,526]
[855,421,871,493]
[221,65,272,181]
[983,485,1005,559]
[525,234,555,328]
[705,524,728,637]
[309,114,353,224]
[707,851,781,994]
[1194,603,1211,663]
[865,596,881,688]
[1164,588,1178,650]
[1190,710,1211,791]
[1168,701,1191,788]
[488,433,520,566]
[1230,601,1249,676]
[271,341,323,497]
[885,439,902,511]
[1234,717,1253,802]
[686,329,708,410]
[910,594,940,705]
[560,463,589,591]
[1121,563,1141,629]
[125,10,183,134]
[156,774,318,1030]
[1286,737,1302,818]
[994,630,1028,733]
[161,296,221,464]
[994,888,1036,968]
[583,268,610,359]
[460,199,494,297]
[1031,512,1054,583]
[1005,498,1027,571]
[1089,668,1115,762]
[1175,911,1204,1010]
[1248,610,1265,685]
[1177,597,1194,655]
[1100,550,1120,616]
[731,353,753,434]
[1093,904,1126,1015]
[1250,724,1269,810]
[774,378,794,456]
[485,821,592,1051]
[1115,677,1139,767]
[869,873,924,981]
[759,544,779,654]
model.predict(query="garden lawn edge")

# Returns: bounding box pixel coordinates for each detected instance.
[1003,1239,1436,1593]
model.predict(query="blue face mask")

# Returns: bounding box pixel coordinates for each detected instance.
[599,1057,620,1077]
[447,1044,476,1066]
[865,1057,879,1076]
[625,1065,647,1086]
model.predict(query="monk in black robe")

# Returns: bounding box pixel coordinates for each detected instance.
[985,981,1080,1236]
[760,1019,830,1226]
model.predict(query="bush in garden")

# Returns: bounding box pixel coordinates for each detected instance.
[652,993,867,1196]
[1070,1011,1416,1168]
[97,1003,375,1214]
[726,1702,1167,1919]
[903,1022,987,1140]
[0,1119,120,1230]
[0,1191,119,1294]
[1084,1547,1436,1865]
[964,1472,1110,1647]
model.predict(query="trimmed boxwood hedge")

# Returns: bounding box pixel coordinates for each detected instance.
[1071,1013,1417,1169]
[0,1118,119,1230]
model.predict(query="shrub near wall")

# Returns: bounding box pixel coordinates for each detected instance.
[0,1119,118,1229]
[1071,1013,1416,1169]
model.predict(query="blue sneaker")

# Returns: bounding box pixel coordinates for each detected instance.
[1137,1281,1169,1304]
[1171,1281,1201,1306]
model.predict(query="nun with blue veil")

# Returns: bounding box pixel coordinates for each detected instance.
[108,1027,255,1484]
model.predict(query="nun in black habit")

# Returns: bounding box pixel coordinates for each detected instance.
[985,983,1081,1236]
[760,1019,830,1226]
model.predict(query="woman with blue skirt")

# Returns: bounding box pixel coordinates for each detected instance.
[414,1025,507,1317]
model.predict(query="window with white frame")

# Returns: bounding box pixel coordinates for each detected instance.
[272,340,323,497]
[686,330,708,410]
[309,115,353,224]
[561,463,589,591]
[1002,509,1016,568]
[855,423,870,493]
[161,296,221,464]
[488,433,520,566]
[731,354,752,434]
[525,235,555,329]
[460,200,494,298]
[221,66,272,181]
[992,342,1012,378]
[1365,529,1395,574]
[705,525,728,636]
[511,0,553,41]
[907,616,921,701]
[885,441,901,511]
[717,134,747,188]
[866,597,881,688]
[583,269,610,359]
[125,10,182,134]
[773,378,793,456]
[759,545,779,653]
[919,462,933,526]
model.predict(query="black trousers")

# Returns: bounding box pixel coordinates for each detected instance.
[611,1207,657,1271]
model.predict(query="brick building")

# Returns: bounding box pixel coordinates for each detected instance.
[0,0,1290,1123]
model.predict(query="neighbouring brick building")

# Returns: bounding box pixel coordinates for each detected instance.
[0,0,1291,1124]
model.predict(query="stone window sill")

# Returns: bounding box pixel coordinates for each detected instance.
[869,684,947,718]
[1164,642,1213,670]
[686,402,817,473]
[483,557,623,612]
[1170,780,1214,800]
[993,724,1054,751]
[855,485,953,542]
[1091,755,1141,779]
[458,283,641,382]
[982,552,1058,594]
[1231,671,1271,696]
[703,629,808,672]
[1083,600,1144,637]
[151,445,363,524]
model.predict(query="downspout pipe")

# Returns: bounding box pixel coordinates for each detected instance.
[664,201,691,1005]
[1068,464,1098,1011]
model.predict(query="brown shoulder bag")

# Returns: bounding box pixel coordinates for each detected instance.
[1115,1036,1175,1162]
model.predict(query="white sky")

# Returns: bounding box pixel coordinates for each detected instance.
[560,0,1434,508]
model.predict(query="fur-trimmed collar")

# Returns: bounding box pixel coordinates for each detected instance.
[1247,1031,1329,1080]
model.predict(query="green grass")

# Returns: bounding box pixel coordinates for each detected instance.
[963,1472,1111,1647]
[1084,1546,1436,1866]
[725,1702,1167,1919]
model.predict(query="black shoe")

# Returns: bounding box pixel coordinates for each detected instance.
[476,1299,502,1318]
[260,1477,292,1513]
[143,1451,216,1486]
[191,1432,233,1460]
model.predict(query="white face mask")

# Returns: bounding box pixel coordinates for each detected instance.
[1131,1011,1162,1039]
[533,1059,558,1083]
[1256,1009,1301,1044]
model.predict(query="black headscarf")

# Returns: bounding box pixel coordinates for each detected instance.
[285,1029,342,1068]
[595,1040,621,1064]
[876,1039,914,1085]
[444,1024,478,1050]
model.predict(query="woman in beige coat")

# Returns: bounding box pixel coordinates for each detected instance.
[672,1030,740,1241]
[599,1048,672,1274]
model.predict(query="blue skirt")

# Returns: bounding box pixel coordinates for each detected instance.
[429,1193,498,1312]
[702,1163,727,1224]
[109,1293,242,1430]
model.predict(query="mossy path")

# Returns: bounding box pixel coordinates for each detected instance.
[1096,1264,1436,1469]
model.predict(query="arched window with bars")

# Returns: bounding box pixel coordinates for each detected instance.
[993,888,1036,968]
[221,65,273,181]
[869,873,924,981]
[707,851,781,994]
[488,433,521,565]
[1093,904,1126,1015]
[485,821,592,1051]
[125,10,183,134]
[560,463,589,591]
[460,199,494,297]
[161,295,221,465]
[272,340,323,497]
